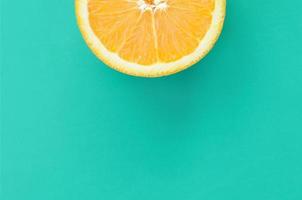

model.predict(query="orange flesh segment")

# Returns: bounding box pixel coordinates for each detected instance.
[88,0,215,65]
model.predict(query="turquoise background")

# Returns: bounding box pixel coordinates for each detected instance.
[1,0,302,199]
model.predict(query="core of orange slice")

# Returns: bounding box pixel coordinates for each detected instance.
[76,0,226,77]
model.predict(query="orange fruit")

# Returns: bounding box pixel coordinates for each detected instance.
[76,0,226,77]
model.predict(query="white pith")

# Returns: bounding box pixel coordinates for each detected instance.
[76,0,226,77]
[137,0,168,12]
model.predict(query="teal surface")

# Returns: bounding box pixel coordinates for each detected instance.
[1,0,302,200]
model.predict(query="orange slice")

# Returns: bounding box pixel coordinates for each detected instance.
[76,0,226,77]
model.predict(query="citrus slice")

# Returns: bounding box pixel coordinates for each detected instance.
[76,0,226,77]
